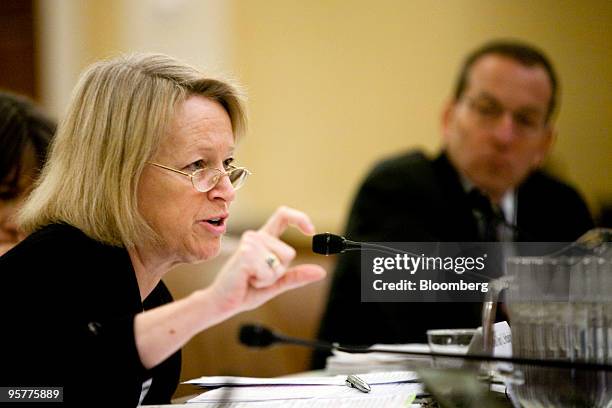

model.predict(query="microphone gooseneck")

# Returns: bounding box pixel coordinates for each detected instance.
[238,323,612,372]
[239,324,337,351]
[312,232,418,257]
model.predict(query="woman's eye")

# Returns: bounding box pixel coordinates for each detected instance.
[223,158,235,170]
[186,160,206,172]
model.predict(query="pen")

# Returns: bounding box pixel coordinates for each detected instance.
[346,374,371,393]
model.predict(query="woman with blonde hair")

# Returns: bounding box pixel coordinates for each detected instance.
[0,54,325,405]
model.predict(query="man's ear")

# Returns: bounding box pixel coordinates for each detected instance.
[533,125,556,168]
[441,99,457,143]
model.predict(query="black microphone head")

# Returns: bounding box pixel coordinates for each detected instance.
[239,324,277,348]
[312,233,346,255]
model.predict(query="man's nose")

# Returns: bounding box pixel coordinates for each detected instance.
[492,112,516,145]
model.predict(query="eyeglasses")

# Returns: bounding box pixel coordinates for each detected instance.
[147,162,251,193]
[463,95,547,135]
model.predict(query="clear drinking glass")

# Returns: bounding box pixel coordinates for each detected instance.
[427,328,477,368]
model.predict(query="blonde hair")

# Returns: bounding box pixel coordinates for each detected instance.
[19,53,247,247]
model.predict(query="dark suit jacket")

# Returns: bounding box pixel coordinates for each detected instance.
[312,150,594,369]
[0,224,181,406]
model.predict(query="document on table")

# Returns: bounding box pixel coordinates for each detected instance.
[184,370,419,387]
[185,371,425,405]
[186,382,424,404]
[325,343,432,374]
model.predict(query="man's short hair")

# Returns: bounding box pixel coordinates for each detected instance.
[453,40,559,122]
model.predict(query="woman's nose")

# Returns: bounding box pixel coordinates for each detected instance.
[208,174,236,203]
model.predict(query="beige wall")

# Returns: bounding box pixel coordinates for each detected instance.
[229,0,612,242]
[36,0,233,117]
[38,1,612,241]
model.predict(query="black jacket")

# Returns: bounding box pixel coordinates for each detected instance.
[0,223,181,406]
[312,151,594,368]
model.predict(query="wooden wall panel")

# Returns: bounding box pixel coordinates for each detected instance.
[0,0,36,98]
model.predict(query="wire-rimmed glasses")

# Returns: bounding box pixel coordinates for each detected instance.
[147,162,251,193]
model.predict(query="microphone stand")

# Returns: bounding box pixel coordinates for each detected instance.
[238,324,612,407]
[240,324,612,373]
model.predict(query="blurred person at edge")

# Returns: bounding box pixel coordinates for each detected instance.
[0,91,55,255]
[0,53,326,406]
[313,40,594,369]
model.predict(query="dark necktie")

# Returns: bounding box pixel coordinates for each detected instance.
[467,189,503,242]
[467,189,510,321]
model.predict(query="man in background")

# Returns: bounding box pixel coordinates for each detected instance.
[312,40,593,368]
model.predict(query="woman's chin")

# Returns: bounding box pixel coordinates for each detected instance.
[189,243,221,263]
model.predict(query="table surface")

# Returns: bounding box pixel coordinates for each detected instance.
[158,369,513,407]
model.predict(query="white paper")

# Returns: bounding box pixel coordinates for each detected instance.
[333,343,431,362]
[184,370,418,387]
[325,343,433,374]
[187,382,424,404]
[492,321,512,357]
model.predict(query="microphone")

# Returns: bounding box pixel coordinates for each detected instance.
[238,323,612,372]
[312,233,415,257]
[311,233,361,255]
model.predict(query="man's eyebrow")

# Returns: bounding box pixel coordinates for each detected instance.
[472,92,499,103]
[473,92,544,115]
[515,106,544,116]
